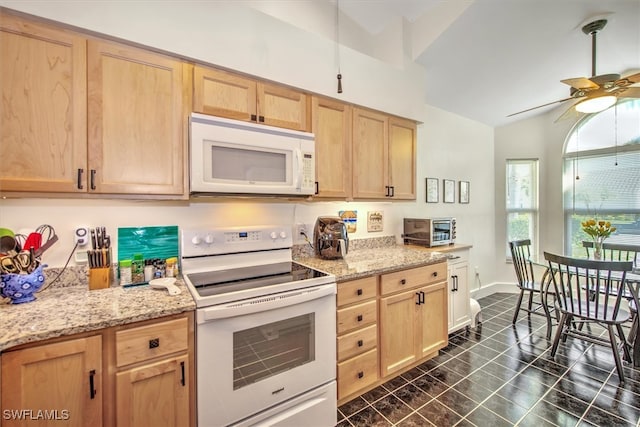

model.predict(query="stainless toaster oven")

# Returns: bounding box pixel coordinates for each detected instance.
[402,218,456,247]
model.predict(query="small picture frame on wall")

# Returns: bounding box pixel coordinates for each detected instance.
[426,178,439,203]
[459,181,470,204]
[443,179,455,203]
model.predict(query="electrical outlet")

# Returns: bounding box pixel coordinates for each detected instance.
[75,227,90,246]
[295,223,308,239]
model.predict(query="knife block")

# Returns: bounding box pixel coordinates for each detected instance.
[89,267,111,290]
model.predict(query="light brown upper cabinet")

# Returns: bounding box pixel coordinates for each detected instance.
[311,97,352,198]
[87,40,188,196]
[0,14,88,193]
[0,14,189,197]
[193,65,309,131]
[352,108,416,199]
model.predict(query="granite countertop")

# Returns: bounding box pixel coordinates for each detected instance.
[295,245,453,282]
[0,277,195,352]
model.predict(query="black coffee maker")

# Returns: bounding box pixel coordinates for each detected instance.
[314,216,349,259]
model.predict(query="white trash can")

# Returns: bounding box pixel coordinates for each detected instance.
[470,298,482,328]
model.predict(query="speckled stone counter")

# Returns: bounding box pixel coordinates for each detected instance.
[0,277,195,352]
[294,245,452,282]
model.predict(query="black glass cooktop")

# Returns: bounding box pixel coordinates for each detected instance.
[185,262,329,297]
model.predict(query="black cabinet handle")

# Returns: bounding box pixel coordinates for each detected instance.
[432,271,438,277]
[89,369,96,399]
[385,186,390,197]
[251,114,257,121]
[357,288,363,296]
[416,292,421,305]
[420,291,425,304]
[357,371,364,379]
[315,181,319,195]
[180,361,186,387]
[357,339,363,347]
[357,314,363,322]
[400,279,406,285]
[77,168,84,189]
[149,338,160,349]
[390,186,395,197]
[259,115,265,123]
[90,169,96,190]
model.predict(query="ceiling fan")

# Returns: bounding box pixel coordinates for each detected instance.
[508,18,640,121]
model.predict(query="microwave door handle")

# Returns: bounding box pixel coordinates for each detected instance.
[294,148,303,190]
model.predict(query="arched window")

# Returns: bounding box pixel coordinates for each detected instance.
[563,99,640,255]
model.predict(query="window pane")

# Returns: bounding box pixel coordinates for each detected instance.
[507,212,534,242]
[507,160,537,209]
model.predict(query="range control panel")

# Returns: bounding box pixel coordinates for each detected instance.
[181,225,292,258]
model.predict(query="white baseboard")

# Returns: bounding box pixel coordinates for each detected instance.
[470,282,519,300]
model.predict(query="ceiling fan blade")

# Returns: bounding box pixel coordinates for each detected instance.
[507,96,576,117]
[554,100,583,123]
[561,77,599,90]
[618,87,640,98]
[615,72,640,87]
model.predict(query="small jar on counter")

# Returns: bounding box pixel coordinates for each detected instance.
[132,253,144,283]
[166,257,178,277]
[119,260,132,286]
[154,258,166,278]
[144,259,155,282]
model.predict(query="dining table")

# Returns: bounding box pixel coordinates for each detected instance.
[532,256,640,368]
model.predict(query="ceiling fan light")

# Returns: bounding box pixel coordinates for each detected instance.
[575,95,617,113]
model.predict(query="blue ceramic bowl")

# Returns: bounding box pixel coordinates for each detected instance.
[0,264,47,304]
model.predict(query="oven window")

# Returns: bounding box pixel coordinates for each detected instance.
[233,313,315,390]
[433,222,451,241]
[211,145,286,183]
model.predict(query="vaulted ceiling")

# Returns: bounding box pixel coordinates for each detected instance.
[329,0,640,127]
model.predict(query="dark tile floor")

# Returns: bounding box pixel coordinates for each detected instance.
[337,293,640,426]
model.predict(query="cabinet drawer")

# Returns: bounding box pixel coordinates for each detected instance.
[116,317,188,367]
[337,300,377,334]
[337,276,377,307]
[337,324,377,362]
[337,348,378,400]
[380,263,447,296]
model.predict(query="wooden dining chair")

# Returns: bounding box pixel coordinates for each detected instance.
[544,252,637,384]
[582,241,639,346]
[509,239,556,338]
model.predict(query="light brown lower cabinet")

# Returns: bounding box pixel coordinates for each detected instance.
[336,262,448,404]
[1,335,103,427]
[0,312,194,427]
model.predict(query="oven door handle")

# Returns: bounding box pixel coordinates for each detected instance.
[198,283,336,322]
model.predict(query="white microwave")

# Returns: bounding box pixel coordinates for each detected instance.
[189,113,316,196]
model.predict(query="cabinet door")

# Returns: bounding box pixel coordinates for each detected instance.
[419,282,448,358]
[1,335,102,427]
[0,14,87,193]
[312,97,352,198]
[388,117,416,200]
[352,108,389,199]
[258,83,309,131]
[193,66,257,121]
[449,260,471,332]
[87,40,186,195]
[116,355,189,427]
[379,290,420,377]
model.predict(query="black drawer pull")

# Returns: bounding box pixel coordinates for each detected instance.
[432,272,438,277]
[89,369,96,399]
[251,114,257,121]
[180,361,186,387]
[357,314,363,322]
[258,115,265,122]
[90,169,96,190]
[357,371,364,379]
[149,338,160,349]
[357,288,363,296]
[357,339,363,347]
[77,168,84,190]
[400,279,407,285]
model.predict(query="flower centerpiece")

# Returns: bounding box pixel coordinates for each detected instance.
[581,219,616,260]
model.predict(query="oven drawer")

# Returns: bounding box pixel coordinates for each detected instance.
[380,263,447,296]
[116,317,189,367]
[337,348,378,399]
[337,324,377,362]
[337,300,377,334]
[337,276,377,307]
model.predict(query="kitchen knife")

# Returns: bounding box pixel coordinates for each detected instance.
[91,228,97,250]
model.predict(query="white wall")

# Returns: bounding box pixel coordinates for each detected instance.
[0,2,496,291]
[494,107,576,284]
